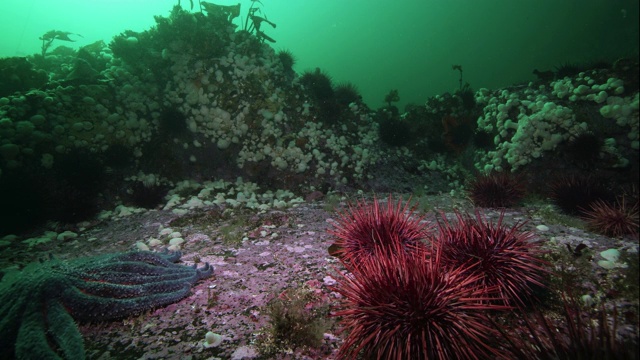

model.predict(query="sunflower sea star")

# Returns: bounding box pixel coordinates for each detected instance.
[0,250,213,360]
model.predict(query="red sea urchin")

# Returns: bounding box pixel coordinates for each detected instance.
[434,211,548,307]
[331,242,507,360]
[327,195,431,263]
[581,197,639,237]
[467,172,526,208]
[495,295,639,360]
[549,175,614,215]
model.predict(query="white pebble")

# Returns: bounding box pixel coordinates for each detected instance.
[135,241,150,251]
[600,248,620,262]
[535,224,549,232]
[203,331,223,348]
[56,231,78,241]
[169,237,185,246]
[148,238,163,247]
[581,294,594,307]
[598,260,616,270]
[323,276,337,286]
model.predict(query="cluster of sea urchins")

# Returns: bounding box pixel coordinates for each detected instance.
[468,171,639,237]
[327,196,548,359]
[549,175,638,237]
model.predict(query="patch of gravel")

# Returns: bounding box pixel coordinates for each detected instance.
[73,200,341,360]
[4,194,638,359]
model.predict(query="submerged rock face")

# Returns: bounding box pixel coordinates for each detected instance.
[0,57,48,97]
[0,6,381,235]
[1,5,638,240]
[0,7,381,190]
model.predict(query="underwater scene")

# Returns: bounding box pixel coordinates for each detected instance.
[0,0,639,359]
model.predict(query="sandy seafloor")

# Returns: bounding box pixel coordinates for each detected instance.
[3,194,639,360]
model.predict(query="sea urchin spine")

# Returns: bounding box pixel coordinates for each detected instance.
[434,211,549,307]
[327,195,431,263]
[331,242,507,359]
[581,197,639,237]
[467,172,526,208]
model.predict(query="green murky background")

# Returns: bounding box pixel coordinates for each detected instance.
[1,0,637,108]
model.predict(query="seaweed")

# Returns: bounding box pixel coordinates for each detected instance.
[255,285,331,356]
[39,30,82,58]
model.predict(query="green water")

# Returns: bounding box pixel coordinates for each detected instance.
[1,0,637,108]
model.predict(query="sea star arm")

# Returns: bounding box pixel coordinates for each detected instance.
[15,298,86,360]
[61,283,194,321]
[1,250,214,359]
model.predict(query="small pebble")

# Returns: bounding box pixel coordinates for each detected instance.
[598,260,616,270]
[135,241,150,251]
[57,231,78,241]
[581,294,594,307]
[203,331,223,348]
[535,224,549,232]
[148,238,163,247]
[323,276,337,286]
[1,234,18,241]
[600,248,620,262]
[169,237,185,246]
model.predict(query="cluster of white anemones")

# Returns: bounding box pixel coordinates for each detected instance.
[0,51,161,175]
[162,40,381,184]
[475,71,639,172]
